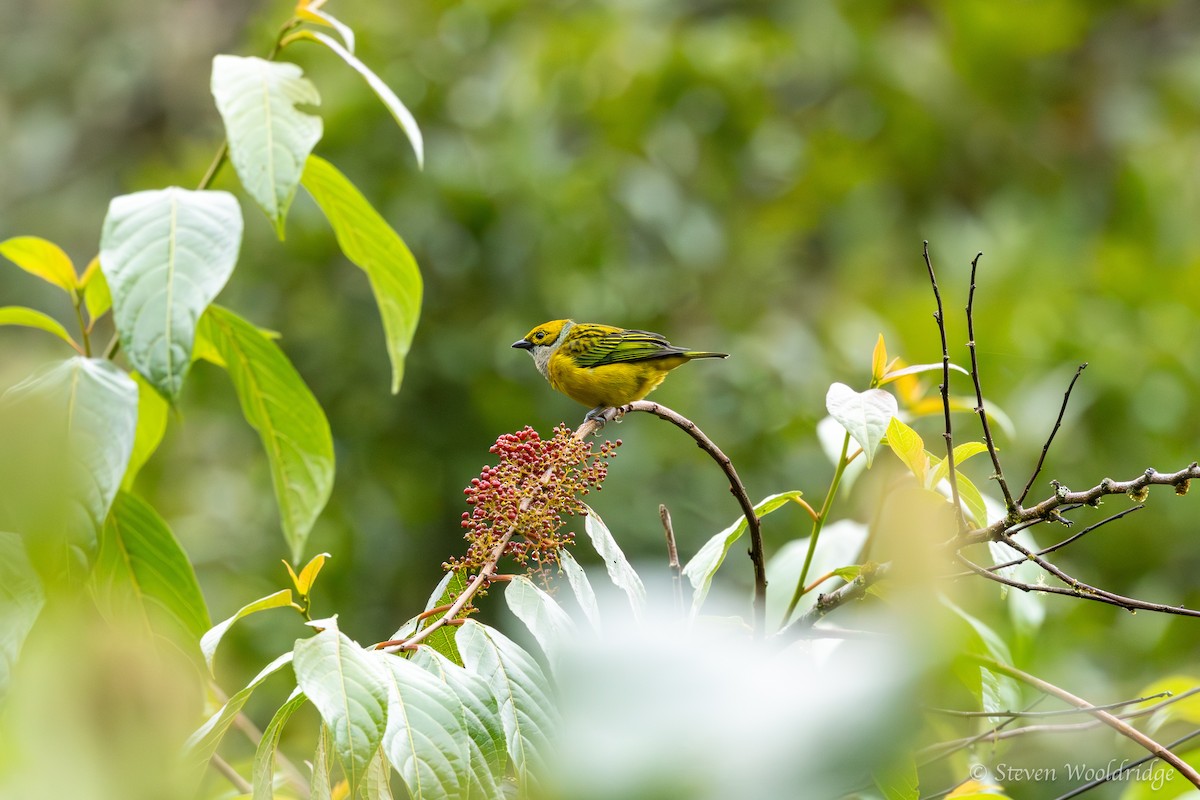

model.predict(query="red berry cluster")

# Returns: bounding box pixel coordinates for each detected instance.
[446,425,621,578]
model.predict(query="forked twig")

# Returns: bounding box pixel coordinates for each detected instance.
[923,241,965,529]
[1017,362,1088,506]
[965,252,1016,512]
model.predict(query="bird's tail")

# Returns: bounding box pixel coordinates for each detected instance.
[685,351,729,359]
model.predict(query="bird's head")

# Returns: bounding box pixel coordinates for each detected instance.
[513,320,574,376]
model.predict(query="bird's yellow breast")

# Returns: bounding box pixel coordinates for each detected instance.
[547,351,688,408]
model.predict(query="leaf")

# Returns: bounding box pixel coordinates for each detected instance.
[197,304,335,562]
[945,778,1011,798]
[91,491,211,647]
[0,306,81,351]
[312,723,334,800]
[880,361,970,384]
[582,507,646,619]
[954,472,989,528]
[0,532,45,701]
[289,31,423,167]
[285,551,332,597]
[941,597,1021,719]
[122,372,170,489]
[183,652,295,785]
[556,548,602,633]
[200,588,297,674]
[252,689,307,800]
[504,576,576,670]
[99,187,243,399]
[0,357,138,557]
[211,55,323,238]
[410,647,507,798]
[928,442,989,491]
[765,519,869,624]
[376,652,470,800]
[1138,674,1200,731]
[365,748,395,800]
[296,0,356,52]
[0,235,77,291]
[826,383,897,468]
[682,491,804,616]
[412,569,470,665]
[874,753,919,800]
[293,617,390,796]
[885,417,927,484]
[301,155,422,394]
[80,256,112,323]
[871,334,888,384]
[457,620,555,790]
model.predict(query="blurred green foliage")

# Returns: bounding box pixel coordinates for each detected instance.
[5,1,1200,795]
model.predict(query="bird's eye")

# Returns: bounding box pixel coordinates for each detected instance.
[534,331,545,341]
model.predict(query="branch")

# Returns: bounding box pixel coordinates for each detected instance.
[660,504,683,611]
[970,656,1200,789]
[615,400,767,634]
[965,252,1016,512]
[1054,727,1200,800]
[976,505,1143,574]
[923,241,966,528]
[778,562,888,640]
[1017,362,1087,505]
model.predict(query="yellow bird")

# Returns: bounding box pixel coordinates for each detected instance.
[512,319,728,418]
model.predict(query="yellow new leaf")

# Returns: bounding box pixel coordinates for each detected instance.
[0,236,78,292]
[886,417,928,484]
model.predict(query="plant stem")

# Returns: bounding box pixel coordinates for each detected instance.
[71,291,91,356]
[781,431,850,627]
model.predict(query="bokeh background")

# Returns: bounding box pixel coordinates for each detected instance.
[6,1,1200,795]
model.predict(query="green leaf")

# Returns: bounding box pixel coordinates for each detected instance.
[197,304,335,562]
[885,417,927,484]
[376,652,470,800]
[954,471,989,528]
[0,532,45,701]
[941,597,1021,719]
[252,689,307,800]
[365,748,395,800]
[556,548,602,633]
[290,32,423,167]
[764,519,869,624]
[80,256,112,322]
[301,155,422,394]
[91,491,211,647]
[457,620,555,791]
[928,441,989,490]
[296,0,356,52]
[200,588,296,674]
[504,576,576,670]
[0,235,77,291]
[0,358,138,558]
[312,723,334,800]
[183,652,294,786]
[211,55,322,239]
[411,647,507,798]
[99,187,243,399]
[825,383,898,468]
[874,753,919,800]
[412,569,469,665]
[293,618,390,797]
[1138,674,1200,731]
[0,306,81,351]
[682,491,804,616]
[582,506,646,619]
[122,372,170,489]
[880,361,969,384]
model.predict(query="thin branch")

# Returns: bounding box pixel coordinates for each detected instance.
[1054,728,1200,800]
[1018,362,1088,505]
[925,691,1172,719]
[616,400,767,634]
[783,431,850,627]
[779,562,887,639]
[979,505,1143,574]
[971,656,1200,788]
[965,252,1016,512]
[660,504,683,611]
[211,753,252,795]
[923,241,966,528]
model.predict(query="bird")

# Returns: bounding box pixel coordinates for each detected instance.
[512,319,728,419]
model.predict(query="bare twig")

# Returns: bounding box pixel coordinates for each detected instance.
[211,753,252,794]
[971,656,1200,788]
[1017,363,1088,505]
[779,562,887,639]
[660,504,683,610]
[923,241,965,528]
[616,400,767,634]
[925,691,1172,719]
[1054,728,1200,800]
[965,253,1016,513]
[975,505,1143,575]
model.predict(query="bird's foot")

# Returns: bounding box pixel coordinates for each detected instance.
[583,406,621,430]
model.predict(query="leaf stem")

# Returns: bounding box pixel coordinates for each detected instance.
[71,290,91,357]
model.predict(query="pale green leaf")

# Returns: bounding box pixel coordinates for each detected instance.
[765,519,869,625]
[296,0,356,52]
[928,441,989,490]
[200,589,296,674]
[874,753,919,800]
[91,491,210,646]
[954,471,989,528]
[313,723,334,800]
[252,689,307,800]
[0,306,81,351]
[293,618,389,796]
[99,187,242,399]
[122,372,170,489]
[0,235,77,291]
[80,256,112,322]
[365,748,395,800]
[682,491,804,616]
[411,647,506,798]
[880,361,969,384]
[290,32,423,167]
[301,155,422,394]
[457,620,555,790]
[183,652,294,785]
[504,576,576,669]
[885,417,927,484]
[582,506,645,619]
[826,383,897,468]
[197,304,334,562]
[0,358,137,557]
[941,597,1021,719]
[211,55,322,238]
[556,548,602,633]
[376,652,470,800]
[0,532,44,701]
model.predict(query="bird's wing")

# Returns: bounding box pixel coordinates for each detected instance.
[566,326,681,367]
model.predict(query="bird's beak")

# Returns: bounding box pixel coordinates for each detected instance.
[512,339,533,350]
